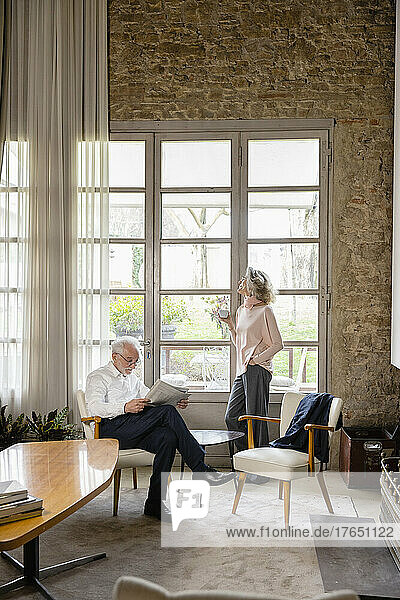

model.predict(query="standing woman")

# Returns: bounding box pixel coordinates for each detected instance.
[221,266,283,452]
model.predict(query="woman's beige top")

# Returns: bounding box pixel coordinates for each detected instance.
[230,303,283,376]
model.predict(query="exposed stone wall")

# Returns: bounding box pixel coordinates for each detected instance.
[109,0,400,426]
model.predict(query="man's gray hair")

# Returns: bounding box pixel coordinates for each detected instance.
[111,336,142,357]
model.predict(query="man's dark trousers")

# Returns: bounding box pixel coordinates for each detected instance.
[99,405,206,510]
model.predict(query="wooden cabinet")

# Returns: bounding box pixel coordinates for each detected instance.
[339,427,398,488]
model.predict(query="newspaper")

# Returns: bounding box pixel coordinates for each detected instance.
[145,379,190,406]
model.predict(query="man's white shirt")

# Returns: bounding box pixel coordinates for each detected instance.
[86,361,150,419]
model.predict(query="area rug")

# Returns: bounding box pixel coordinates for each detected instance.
[0,485,325,600]
[162,481,357,548]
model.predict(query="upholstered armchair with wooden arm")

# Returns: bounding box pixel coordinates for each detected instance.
[112,576,359,600]
[232,391,343,528]
[77,390,154,517]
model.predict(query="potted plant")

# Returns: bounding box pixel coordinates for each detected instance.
[27,407,78,442]
[161,296,190,339]
[110,295,190,340]
[110,295,144,338]
[0,406,30,450]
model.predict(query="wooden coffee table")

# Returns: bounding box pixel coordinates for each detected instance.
[0,439,118,599]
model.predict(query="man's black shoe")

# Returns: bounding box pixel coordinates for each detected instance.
[143,501,172,522]
[192,470,236,486]
[246,473,270,485]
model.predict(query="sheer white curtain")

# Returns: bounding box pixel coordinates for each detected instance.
[1,0,109,417]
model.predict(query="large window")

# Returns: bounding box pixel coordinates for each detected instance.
[0,142,28,404]
[109,122,332,395]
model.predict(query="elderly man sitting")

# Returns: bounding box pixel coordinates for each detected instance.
[86,336,234,521]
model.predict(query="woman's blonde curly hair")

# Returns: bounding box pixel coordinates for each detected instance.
[245,266,276,304]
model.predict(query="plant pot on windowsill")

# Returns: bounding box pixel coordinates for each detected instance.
[161,324,176,340]
[114,327,144,339]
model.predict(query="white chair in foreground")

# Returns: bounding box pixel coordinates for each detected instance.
[232,391,343,528]
[76,390,154,516]
[112,576,359,600]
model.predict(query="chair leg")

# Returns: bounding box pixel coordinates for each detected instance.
[316,471,334,514]
[232,473,246,514]
[278,480,283,499]
[133,468,138,489]
[283,481,291,528]
[113,469,121,517]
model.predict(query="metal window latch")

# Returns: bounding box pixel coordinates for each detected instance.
[326,147,332,163]
[323,146,332,170]
[321,292,331,312]
[140,339,151,347]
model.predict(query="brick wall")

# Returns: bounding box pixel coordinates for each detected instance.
[109,0,400,427]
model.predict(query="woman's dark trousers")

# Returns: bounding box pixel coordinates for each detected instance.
[225,364,272,451]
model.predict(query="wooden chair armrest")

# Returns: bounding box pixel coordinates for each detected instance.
[304,424,335,473]
[237,415,281,450]
[81,416,102,439]
[238,415,281,424]
[304,424,335,432]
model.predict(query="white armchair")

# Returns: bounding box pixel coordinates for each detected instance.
[112,576,359,600]
[232,391,343,528]
[76,390,154,516]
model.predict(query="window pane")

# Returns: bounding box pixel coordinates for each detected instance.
[248,192,319,238]
[0,192,27,238]
[160,295,230,340]
[109,141,145,188]
[0,141,28,188]
[0,293,22,339]
[110,244,145,289]
[162,193,231,238]
[161,141,231,187]
[79,344,102,375]
[161,244,230,289]
[248,139,319,187]
[0,341,22,397]
[110,193,145,238]
[274,295,318,341]
[248,243,318,289]
[110,294,144,340]
[78,142,104,188]
[78,294,104,341]
[78,192,102,238]
[78,243,102,290]
[0,243,23,288]
[161,346,230,391]
[87,294,101,340]
[272,346,318,392]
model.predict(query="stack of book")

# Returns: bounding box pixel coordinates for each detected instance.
[0,480,43,524]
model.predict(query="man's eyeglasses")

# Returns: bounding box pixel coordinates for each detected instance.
[115,353,140,366]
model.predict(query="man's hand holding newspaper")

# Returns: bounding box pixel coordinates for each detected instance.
[145,379,191,408]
